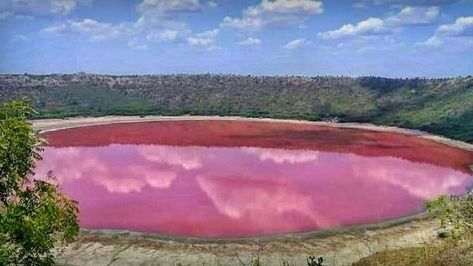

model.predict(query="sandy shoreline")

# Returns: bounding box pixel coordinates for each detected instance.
[33,116,473,266]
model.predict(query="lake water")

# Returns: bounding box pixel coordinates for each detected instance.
[36,120,473,238]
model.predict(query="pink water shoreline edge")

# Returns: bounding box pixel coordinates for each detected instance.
[32,115,473,243]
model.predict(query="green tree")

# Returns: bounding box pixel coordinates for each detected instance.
[427,195,473,240]
[0,100,79,265]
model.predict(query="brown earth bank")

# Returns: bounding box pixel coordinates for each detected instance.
[55,218,437,266]
[32,116,473,266]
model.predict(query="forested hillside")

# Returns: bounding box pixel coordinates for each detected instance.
[1,74,472,142]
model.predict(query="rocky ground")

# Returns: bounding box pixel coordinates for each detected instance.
[55,218,438,266]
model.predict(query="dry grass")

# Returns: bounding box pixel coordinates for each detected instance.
[354,236,473,266]
[355,195,473,266]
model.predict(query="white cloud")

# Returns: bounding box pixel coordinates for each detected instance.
[40,0,195,49]
[49,0,82,15]
[257,0,323,14]
[138,0,201,15]
[68,19,122,41]
[187,37,214,46]
[386,6,439,26]
[146,29,180,42]
[0,0,92,16]
[319,18,386,39]
[187,28,220,50]
[237,36,262,46]
[417,16,473,48]
[41,0,196,45]
[283,38,310,49]
[195,28,219,38]
[135,0,206,46]
[221,16,263,31]
[437,16,473,36]
[42,23,68,34]
[220,0,323,31]
[127,38,148,51]
[354,0,459,6]
[317,35,404,56]
[42,19,122,41]
[319,6,439,40]
[207,0,218,8]
[417,35,443,47]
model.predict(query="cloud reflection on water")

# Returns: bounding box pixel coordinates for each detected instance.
[244,147,320,164]
[35,143,473,237]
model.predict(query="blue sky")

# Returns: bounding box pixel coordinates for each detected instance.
[0,0,472,77]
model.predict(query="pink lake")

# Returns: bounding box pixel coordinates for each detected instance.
[36,120,473,238]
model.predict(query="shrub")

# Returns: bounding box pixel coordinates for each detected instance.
[0,100,79,265]
[427,194,473,240]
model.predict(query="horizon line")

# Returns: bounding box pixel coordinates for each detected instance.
[1,72,472,80]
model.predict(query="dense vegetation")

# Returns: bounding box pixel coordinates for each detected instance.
[0,101,79,265]
[1,74,472,143]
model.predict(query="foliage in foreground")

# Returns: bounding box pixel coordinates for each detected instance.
[427,194,473,240]
[355,195,473,266]
[0,101,79,265]
[306,256,324,266]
